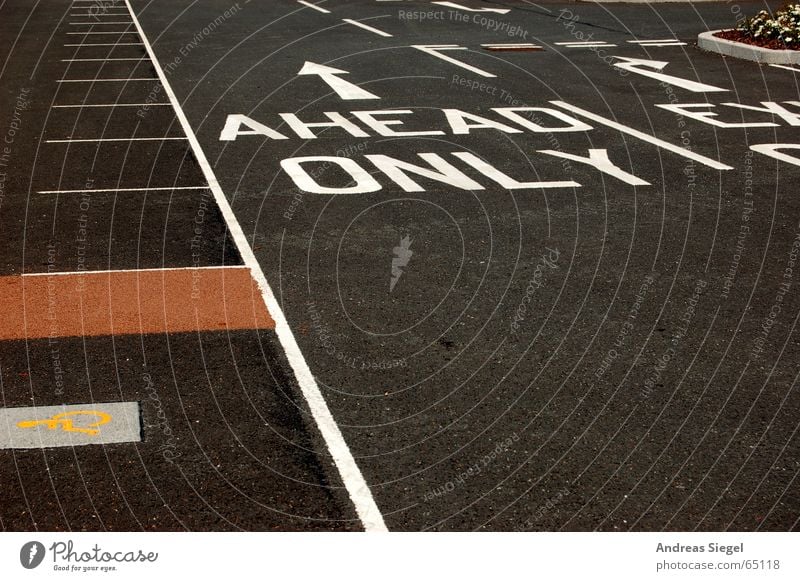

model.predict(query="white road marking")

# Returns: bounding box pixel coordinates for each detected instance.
[61,57,147,62]
[297,0,330,13]
[69,22,134,25]
[770,63,800,72]
[38,186,209,194]
[56,78,158,82]
[628,39,686,47]
[24,265,243,278]
[555,42,616,48]
[46,137,187,143]
[432,1,509,14]
[412,44,495,77]
[69,12,130,16]
[53,102,170,107]
[481,43,541,51]
[612,56,728,92]
[297,61,380,100]
[342,18,393,37]
[122,0,387,532]
[64,42,144,46]
[551,100,734,170]
[66,31,138,35]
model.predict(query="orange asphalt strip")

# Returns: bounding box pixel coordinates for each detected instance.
[0,267,275,340]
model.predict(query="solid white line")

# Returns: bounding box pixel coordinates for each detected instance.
[123,0,387,531]
[53,102,170,107]
[46,137,186,143]
[342,18,392,37]
[480,43,539,47]
[70,12,130,16]
[24,265,244,278]
[628,39,682,43]
[66,31,139,34]
[38,186,208,194]
[770,63,800,72]
[556,43,616,48]
[64,43,143,46]
[69,22,134,25]
[61,58,147,61]
[57,78,158,82]
[297,0,330,13]
[551,100,734,170]
[554,41,609,45]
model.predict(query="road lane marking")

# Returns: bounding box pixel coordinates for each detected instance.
[38,186,209,194]
[45,137,187,143]
[56,78,159,82]
[61,57,148,62]
[123,0,387,532]
[0,267,274,340]
[53,102,171,107]
[298,61,380,100]
[297,0,330,13]
[770,64,800,72]
[551,100,734,170]
[64,42,144,46]
[611,56,728,92]
[342,18,393,37]
[412,44,495,77]
[1,403,141,449]
[628,39,687,47]
[432,1,510,14]
[481,43,542,51]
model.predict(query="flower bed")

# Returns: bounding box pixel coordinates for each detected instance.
[713,4,800,50]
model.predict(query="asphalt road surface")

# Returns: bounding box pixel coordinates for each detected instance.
[1,0,798,532]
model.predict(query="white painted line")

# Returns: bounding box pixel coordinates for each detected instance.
[555,41,612,45]
[556,43,617,48]
[433,1,509,14]
[69,22,134,25]
[298,61,380,100]
[53,102,170,107]
[38,186,209,194]
[24,265,243,278]
[46,137,187,143]
[770,63,800,72]
[297,0,330,13]
[57,78,158,82]
[66,31,139,34]
[0,402,141,449]
[480,43,540,47]
[342,18,393,37]
[550,100,733,171]
[61,58,147,62]
[628,40,687,47]
[412,44,495,77]
[64,42,144,46]
[123,0,387,531]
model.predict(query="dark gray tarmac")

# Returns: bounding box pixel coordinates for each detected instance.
[1,0,798,531]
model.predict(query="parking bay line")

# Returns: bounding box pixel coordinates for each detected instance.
[56,78,159,82]
[37,186,209,194]
[45,137,187,143]
[53,103,171,107]
[122,0,388,531]
[0,267,274,341]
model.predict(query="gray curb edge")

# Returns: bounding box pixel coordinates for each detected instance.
[698,29,800,64]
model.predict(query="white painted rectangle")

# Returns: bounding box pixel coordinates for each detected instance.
[0,402,141,449]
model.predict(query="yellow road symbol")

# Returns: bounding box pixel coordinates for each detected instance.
[16,410,112,436]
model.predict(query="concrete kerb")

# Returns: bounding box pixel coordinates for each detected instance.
[698,30,800,64]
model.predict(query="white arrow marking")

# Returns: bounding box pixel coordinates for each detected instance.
[432,1,510,14]
[612,56,728,93]
[411,44,495,78]
[297,61,380,100]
